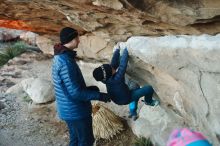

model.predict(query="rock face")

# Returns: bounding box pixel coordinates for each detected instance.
[22,78,55,104]
[7,78,55,104]
[0,28,24,42]
[0,0,220,41]
[35,36,55,55]
[92,0,123,10]
[0,1,82,35]
[130,105,184,145]
[128,0,220,25]
[19,31,39,46]
[77,34,112,60]
[117,34,220,146]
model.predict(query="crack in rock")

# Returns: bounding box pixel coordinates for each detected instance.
[199,70,210,118]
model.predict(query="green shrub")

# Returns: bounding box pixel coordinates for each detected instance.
[22,95,32,103]
[133,137,153,146]
[0,41,27,66]
[0,52,9,66]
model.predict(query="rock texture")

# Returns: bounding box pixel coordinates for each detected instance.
[0,1,83,35]
[19,31,38,46]
[22,78,54,104]
[117,35,220,146]
[0,28,24,42]
[7,78,55,104]
[1,0,220,41]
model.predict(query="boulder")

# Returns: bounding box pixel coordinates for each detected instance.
[92,0,123,10]
[20,31,39,46]
[36,36,54,55]
[77,35,111,60]
[21,78,55,104]
[7,78,55,104]
[118,34,220,145]
[130,105,184,145]
[6,82,24,96]
[0,28,24,42]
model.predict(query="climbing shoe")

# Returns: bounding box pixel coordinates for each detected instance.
[128,114,138,121]
[142,98,160,106]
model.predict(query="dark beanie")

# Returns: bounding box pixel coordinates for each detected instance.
[93,64,112,81]
[60,27,78,45]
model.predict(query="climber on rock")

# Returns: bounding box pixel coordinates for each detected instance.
[93,45,160,121]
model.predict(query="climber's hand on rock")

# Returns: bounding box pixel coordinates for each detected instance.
[113,42,121,52]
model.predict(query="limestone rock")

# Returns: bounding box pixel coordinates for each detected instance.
[36,36,55,55]
[92,0,123,10]
[201,72,220,136]
[127,0,220,26]
[0,0,220,41]
[0,28,24,42]
[0,1,77,35]
[20,31,39,46]
[6,83,24,96]
[77,35,110,59]
[21,78,55,104]
[7,78,55,104]
[118,34,220,145]
[131,105,184,146]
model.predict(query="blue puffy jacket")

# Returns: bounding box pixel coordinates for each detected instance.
[103,48,132,105]
[52,50,101,120]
